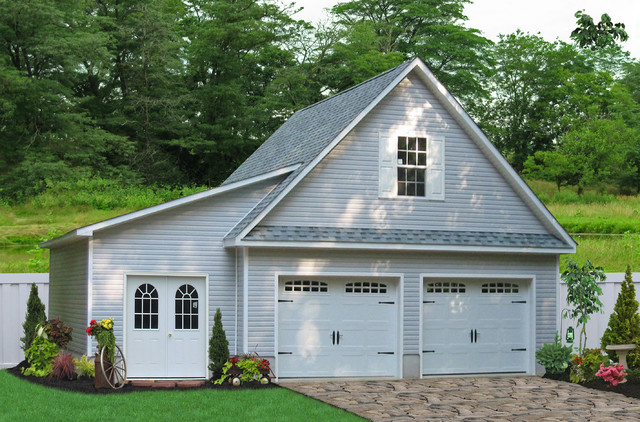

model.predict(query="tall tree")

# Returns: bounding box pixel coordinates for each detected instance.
[328,0,492,106]
[476,32,621,171]
[571,10,629,50]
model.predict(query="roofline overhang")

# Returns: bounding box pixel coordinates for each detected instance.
[223,238,576,255]
[40,164,300,249]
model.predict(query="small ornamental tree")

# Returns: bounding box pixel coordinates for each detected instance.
[562,259,605,355]
[20,283,47,352]
[208,308,229,375]
[601,265,640,367]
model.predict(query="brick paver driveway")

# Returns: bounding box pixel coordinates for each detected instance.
[284,376,640,421]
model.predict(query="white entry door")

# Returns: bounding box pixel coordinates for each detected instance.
[422,279,530,375]
[126,275,207,378]
[277,277,398,378]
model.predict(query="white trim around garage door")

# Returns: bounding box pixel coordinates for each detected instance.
[419,273,536,377]
[123,272,210,379]
[273,271,404,380]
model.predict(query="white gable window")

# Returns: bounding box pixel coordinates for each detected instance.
[379,132,444,200]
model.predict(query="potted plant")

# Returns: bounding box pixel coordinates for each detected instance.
[86,318,115,389]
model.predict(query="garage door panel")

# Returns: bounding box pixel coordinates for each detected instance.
[278,278,398,378]
[422,279,530,376]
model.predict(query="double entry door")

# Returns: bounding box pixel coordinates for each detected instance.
[125,275,206,378]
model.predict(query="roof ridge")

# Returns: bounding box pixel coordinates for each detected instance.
[295,59,413,114]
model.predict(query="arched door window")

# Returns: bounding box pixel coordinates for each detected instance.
[175,284,199,330]
[134,283,159,329]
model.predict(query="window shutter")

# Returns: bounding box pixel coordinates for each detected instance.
[426,137,445,200]
[379,132,397,198]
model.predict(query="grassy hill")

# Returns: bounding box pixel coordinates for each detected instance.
[1,180,638,273]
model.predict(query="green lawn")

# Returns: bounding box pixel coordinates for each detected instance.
[0,371,364,422]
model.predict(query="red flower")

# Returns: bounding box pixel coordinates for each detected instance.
[86,326,92,335]
[90,319,97,325]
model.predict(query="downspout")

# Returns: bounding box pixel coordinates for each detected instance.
[243,247,249,354]
[234,248,238,356]
[86,238,94,356]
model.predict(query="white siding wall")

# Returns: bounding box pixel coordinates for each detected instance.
[262,72,547,234]
[49,240,89,356]
[247,248,558,358]
[0,274,49,368]
[90,179,279,355]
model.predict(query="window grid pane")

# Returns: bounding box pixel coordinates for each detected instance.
[397,136,427,197]
[481,282,520,294]
[175,284,199,330]
[425,282,466,294]
[134,283,159,329]
[345,281,388,294]
[284,280,328,293]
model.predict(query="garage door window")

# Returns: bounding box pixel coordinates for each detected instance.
[134,283,159,329]
[345,282,387,294]
[481,282,519,293]
[284,280,328,292]
[425,282,466,293]
[175,284,199,330]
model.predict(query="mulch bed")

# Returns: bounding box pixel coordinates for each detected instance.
[543,370,640,400]
[7,360,278,394]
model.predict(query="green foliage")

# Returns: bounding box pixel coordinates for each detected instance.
[208,308,230,375]
[601,265,640,367]
[20,283,46,352]
[536,332,573,374]
[87,318,115,362]
[562,259,606,354]
[42,317,73,349]
[73,354,95,379]
[22,335,59,377]
[214,355,267,385]
[571,10,629,50]
[51,351,76,381]
[571,348,610,383]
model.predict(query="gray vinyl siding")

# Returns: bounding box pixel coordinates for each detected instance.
[49,240,89,356]
[90,179,280,354]
[262,71,548,234]
[247,248,557,357]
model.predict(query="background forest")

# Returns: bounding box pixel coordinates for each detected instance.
[1,0,639,271]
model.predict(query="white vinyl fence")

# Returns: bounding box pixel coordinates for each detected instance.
[558,272,640,350]
[0,274,49,368]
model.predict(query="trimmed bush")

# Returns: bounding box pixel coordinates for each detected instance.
[601,265,640,368]
[20,283,46,352]
[208,308,229,375]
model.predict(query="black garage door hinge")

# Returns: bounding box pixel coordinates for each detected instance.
[423,300,435,304]
[377,352,395,355]
[378,301,395,304]
[278,352,293,355]
[278,299,293,303]
[422,350,435,353]
[511,348,527,352]
[511,300,527,303]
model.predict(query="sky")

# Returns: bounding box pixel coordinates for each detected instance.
[291,0,640,59]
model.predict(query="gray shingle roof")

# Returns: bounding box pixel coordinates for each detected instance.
[223,60,413,186]
[244,226,568,249]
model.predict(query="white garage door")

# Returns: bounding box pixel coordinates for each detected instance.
[126,275,207,379]
[422,279,530,376]
[278,277,398,378]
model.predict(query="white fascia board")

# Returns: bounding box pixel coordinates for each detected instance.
[40,164,299,249]
[232,59,423,242]
[229,240,576,255]
[411,61,576,249]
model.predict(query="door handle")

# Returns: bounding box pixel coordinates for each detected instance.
[331,331,335,345]
[474,329,478,343]
[337,331,341,345]
[168,333,172,338]
[470,329,473,343]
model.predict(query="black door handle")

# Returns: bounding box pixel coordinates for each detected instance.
[331,330,335,345]
[470,329,473,343]
[474,329,478,343]
[337,331,341,345]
